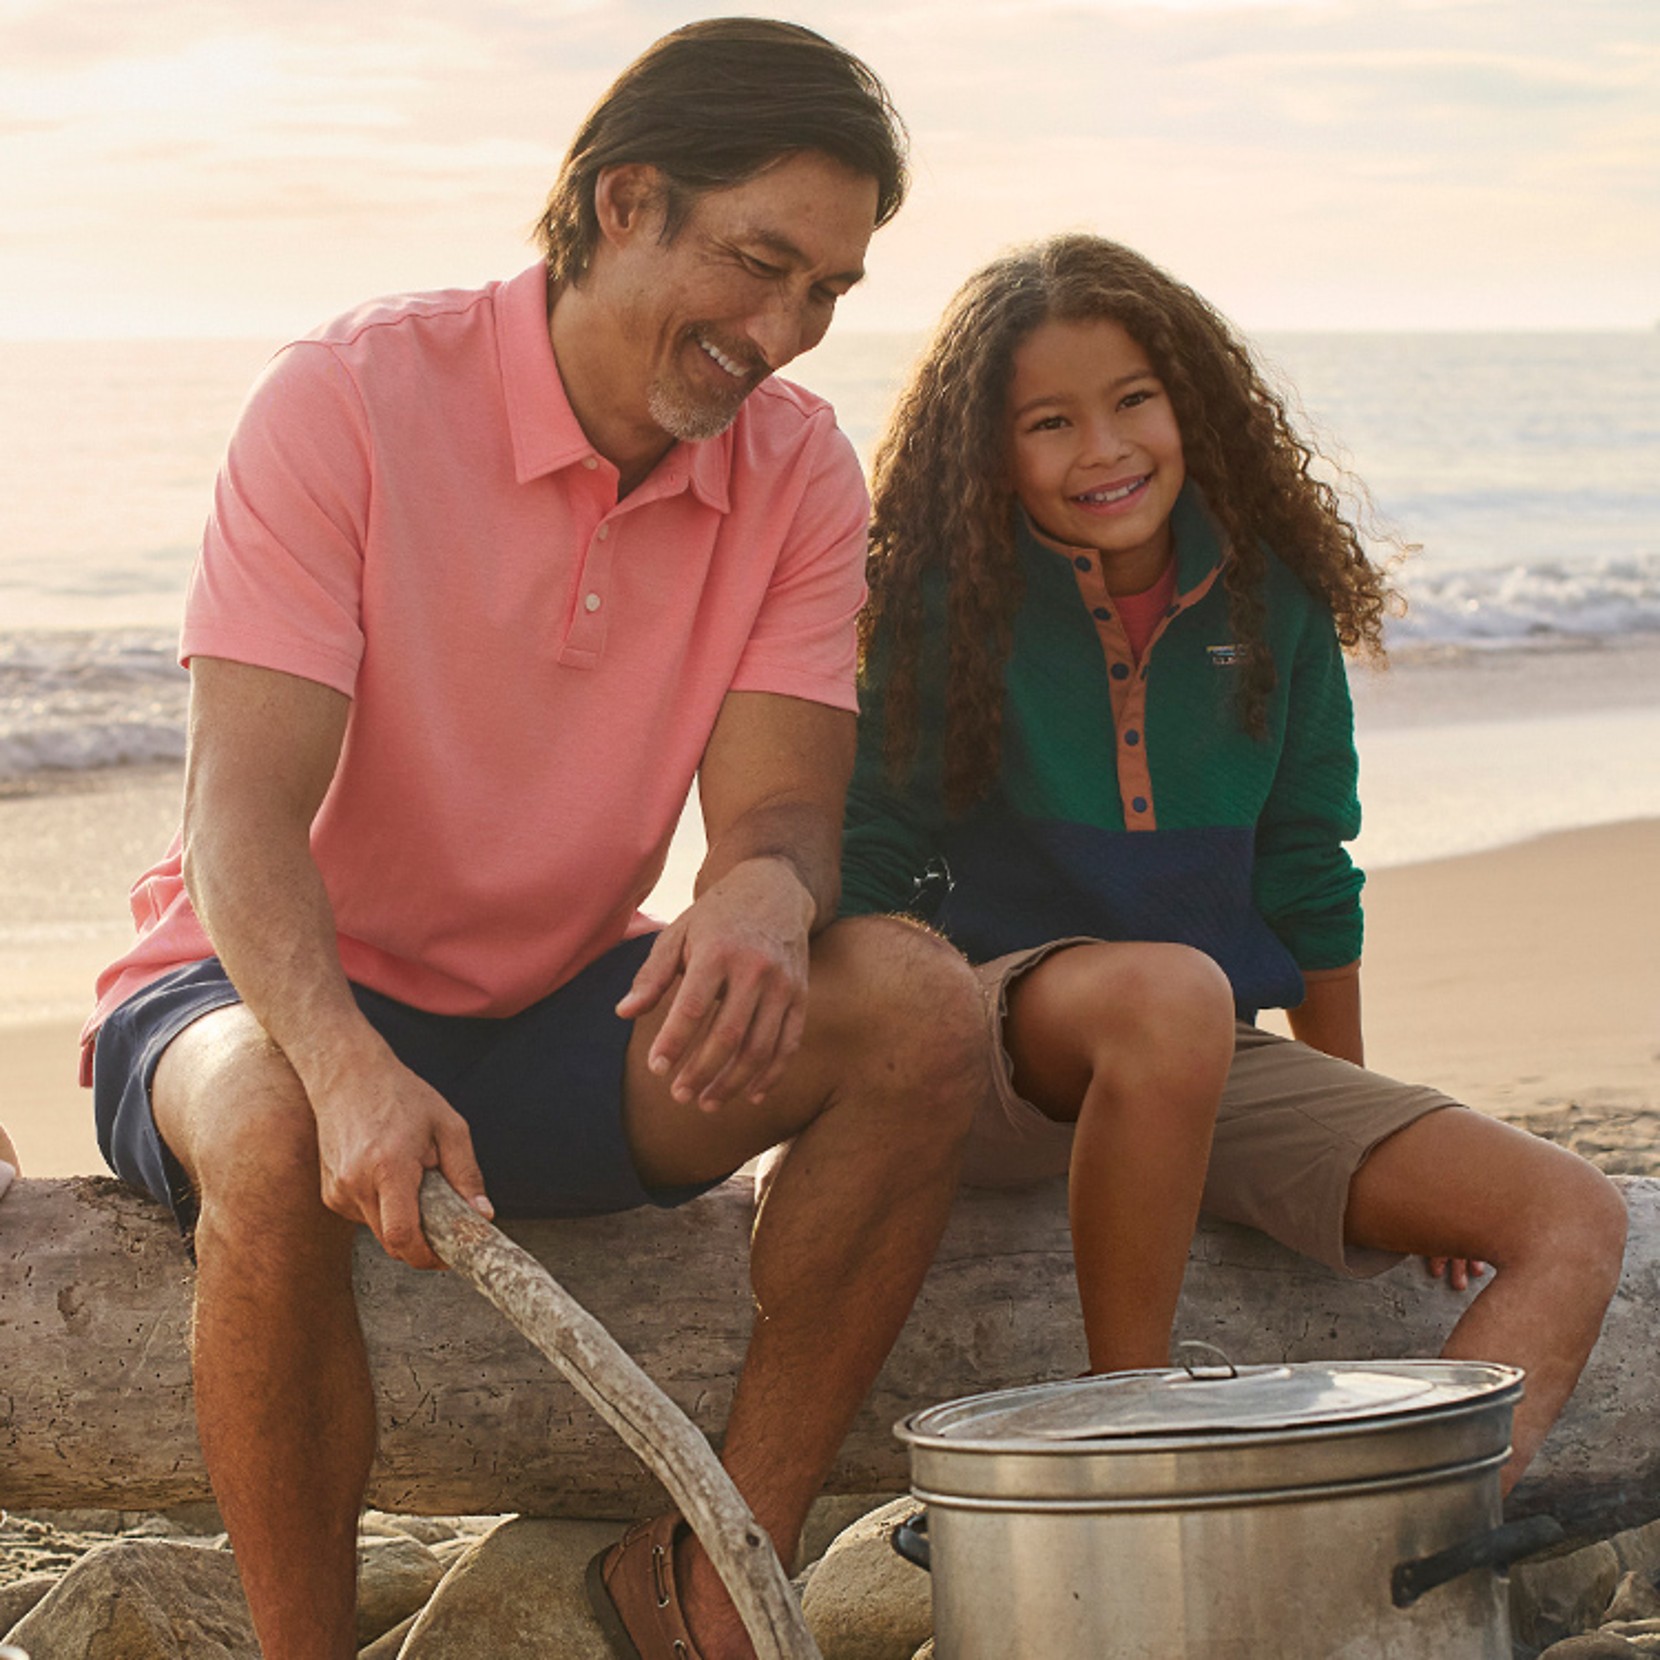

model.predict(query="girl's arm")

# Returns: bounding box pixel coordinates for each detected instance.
[1286,964,1364,1066]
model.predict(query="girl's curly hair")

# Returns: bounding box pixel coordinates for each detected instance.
[863,233,1401,813]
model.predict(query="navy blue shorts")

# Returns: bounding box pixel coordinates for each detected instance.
[91,936,727,1236]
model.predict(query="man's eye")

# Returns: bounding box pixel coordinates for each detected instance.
[742,255,784,279]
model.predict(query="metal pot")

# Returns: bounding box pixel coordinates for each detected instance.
[893,1358,1563,1660]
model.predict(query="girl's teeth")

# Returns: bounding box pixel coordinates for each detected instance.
[1078,478,1145,505]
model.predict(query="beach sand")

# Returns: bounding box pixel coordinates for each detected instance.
[0,763,1655,1180]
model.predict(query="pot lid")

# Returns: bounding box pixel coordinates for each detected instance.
[906,1359,1524,1445]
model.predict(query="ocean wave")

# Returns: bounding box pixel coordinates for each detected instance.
[1389,552,1660,646]
[2,553,1658,780]
[0,630,187,780]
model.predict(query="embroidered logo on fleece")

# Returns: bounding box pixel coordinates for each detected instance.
[1207,644,1241,667]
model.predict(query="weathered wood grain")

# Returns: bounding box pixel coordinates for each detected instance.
[0,1174,1653,1540]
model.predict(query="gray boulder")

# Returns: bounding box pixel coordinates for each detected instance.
[801,1496,932,1660]
[7,1538,257,1659]
[0,1571,59,1637]
[355,1533,446,1647]
[397,1515,622,1659]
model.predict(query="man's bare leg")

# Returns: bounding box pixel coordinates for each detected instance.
[1345,1107,1627,1492]
[154,1008,370,1660]
[622,917,986,1660]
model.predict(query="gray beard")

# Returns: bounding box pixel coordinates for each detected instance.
[646,374,748,443]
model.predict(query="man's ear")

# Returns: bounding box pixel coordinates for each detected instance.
[593,163,665,251]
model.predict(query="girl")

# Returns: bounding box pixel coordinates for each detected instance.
[841,234,1626,1489]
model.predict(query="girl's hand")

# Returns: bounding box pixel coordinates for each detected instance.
[1425,1255,1488,1293]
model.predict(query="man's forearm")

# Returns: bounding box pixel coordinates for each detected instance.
[183,808,383,1098]
[695,801,842,931]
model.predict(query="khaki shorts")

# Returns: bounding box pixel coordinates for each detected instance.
[971,940,1461,1279]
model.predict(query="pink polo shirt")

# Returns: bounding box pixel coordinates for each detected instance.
[83,264,867,1062]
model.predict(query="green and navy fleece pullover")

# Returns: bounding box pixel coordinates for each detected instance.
[840,487,1365,1016]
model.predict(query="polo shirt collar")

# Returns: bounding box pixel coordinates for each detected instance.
[492,261,733,512]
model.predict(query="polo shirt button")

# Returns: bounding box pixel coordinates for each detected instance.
[1074,556,1092,571]
[583,457,598,470]
[1111,662,1130,680]
[584,592,602,612]
[1132,796,1148,813]
[596,524,609,540]
[1093,607,1111,621]
[1124,729,1141,745]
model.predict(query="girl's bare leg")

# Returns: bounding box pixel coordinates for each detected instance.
[1345,1108,1626,1492]
[1005,942,1234,1372]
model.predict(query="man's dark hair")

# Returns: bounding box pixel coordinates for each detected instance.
[535,17,908,286]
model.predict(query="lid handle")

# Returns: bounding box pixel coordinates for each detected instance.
[1174,1340,1239,1380]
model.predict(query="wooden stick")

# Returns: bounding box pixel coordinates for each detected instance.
[417,1171,823,1660]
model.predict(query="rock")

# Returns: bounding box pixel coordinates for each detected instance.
[0,1570,59,1635]
[356,1533,447,1646]
[396,1515,623,1660]
[1538,1637,1642,1658]
[801,1495,933,1660]
[798,1494,904,1572]
[364,1513,461,1547]
[1613,1523,1660,1587]
[359,1609,419,1658]
[1606,1576,1660,1624]
[1514,1542,1623,1651]
[7,1538,257,1658]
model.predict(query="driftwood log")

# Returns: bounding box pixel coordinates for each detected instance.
[2,1173,1657,1543]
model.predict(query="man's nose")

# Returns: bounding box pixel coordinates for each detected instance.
[747,289,819,372]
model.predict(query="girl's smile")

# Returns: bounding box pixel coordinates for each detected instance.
[1006,317,1186,594]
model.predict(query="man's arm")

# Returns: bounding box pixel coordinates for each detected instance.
[182,656,491,1268]
[615,689,853,1111]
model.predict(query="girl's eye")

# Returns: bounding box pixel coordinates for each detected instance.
[1120,389,1152,410]
[1028,414,1068,433]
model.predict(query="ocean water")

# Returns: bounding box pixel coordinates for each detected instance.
[1,328,1656,873]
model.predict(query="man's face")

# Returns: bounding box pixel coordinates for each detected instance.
[604,150,879,443]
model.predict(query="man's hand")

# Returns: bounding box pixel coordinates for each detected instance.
[307,1046,494,1271]
[616,856,816,1111]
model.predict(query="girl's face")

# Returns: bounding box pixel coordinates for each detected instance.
[1005,316,1186,593]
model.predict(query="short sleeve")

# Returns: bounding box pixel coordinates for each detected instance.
[180,341,372,696]
[728,415,867,713]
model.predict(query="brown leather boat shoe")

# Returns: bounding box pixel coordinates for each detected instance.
[587,1512,707,1660]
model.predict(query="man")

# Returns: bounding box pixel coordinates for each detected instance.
[81,21,985,1660]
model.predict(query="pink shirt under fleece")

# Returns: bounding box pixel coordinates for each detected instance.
[82,264,868,1069]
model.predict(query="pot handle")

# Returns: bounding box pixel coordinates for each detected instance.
[1392,1513,1565,1608]
[891,1511,931,1573]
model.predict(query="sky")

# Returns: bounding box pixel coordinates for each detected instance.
[1,0,1655,339]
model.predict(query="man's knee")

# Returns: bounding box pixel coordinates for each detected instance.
[809,916,986,1129]
[155,1008,324,1224]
